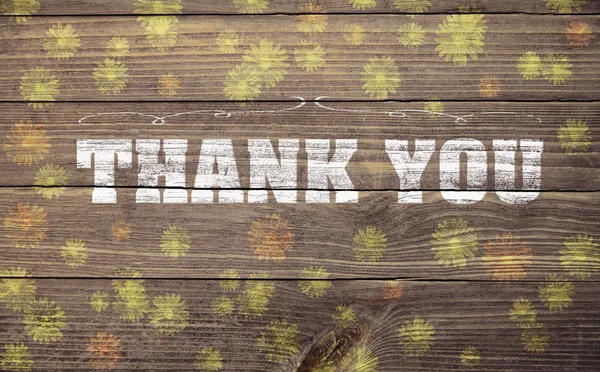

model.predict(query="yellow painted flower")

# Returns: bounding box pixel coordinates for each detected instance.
[61,239,88,268]
[257,320,301,364]
[349,0,376,10]
[560,234,599,279]
[233,0,270,14]
[134,0,182,14]
[539,275,574,312]
[106,36,131,58]
[479,75,501,99]
[223,64,262,102]
[294,40,326,72]
[339,346,378,372]
[430,218,478,269]
[93,59,129,95]
[0,267,36,312]
[397,22,426,48]
[216,31,240,53]
[298,266,331,298]
[542,54,572,85]
[0,343,33,371]
[521,324,550,353]
[1,0,40,23]
[3,202,48,249]
[461,347,481,368]
[112,220,132,241]
[150,293,189,336]
[482,233,532,281]
[112,271,150,322]
[243,39,289,88]
[544,0,587,14]
[160,225,191,258]
[509,299,537,328]
[43,23,80,60]
[34,164,67,200]
[517,51,542,80]
[296,3,328,34]
[237,272,275,318]
[194,346,223,371]
[3,121,51,166]
[89,291,110,312]
[435,14,487,66]
[558,119,592,154]
[142,16,179,50]
[361,57,401,100]
[566,21,594,47]
[424,98,444,118]
[399,317,435,356]
[19,67,60,109]
[458,5,483,13]
[219,269,240,291]
[343,24,366,46]
[24,297,67,343]
[352,226,386,262]
[211,295,234,317]
[87,332,122,370]
[158,73,181,97]
[394,0,431,12]
[332,305,357,329]
[248,214,294,260]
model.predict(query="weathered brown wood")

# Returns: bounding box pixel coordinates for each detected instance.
[1,15,599,101]
[0,279,598,371]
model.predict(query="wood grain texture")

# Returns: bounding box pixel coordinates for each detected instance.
[1,15,599,101]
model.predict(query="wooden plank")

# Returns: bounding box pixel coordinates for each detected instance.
[1,15,599,101]
[0,187,597,279]
[0,279,598,370]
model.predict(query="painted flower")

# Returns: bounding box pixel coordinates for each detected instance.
[430,218,479,269]
[20,67,60,109]
[233,0,270,14]
[243,39,289,88]
[158,73,181,97]
[509,299,537,328]
[424,98,444,118]
[106,36,131,58]
[566,21,593,47]
[349,0,376,10]
[111,220,132,241]
[294,40,326,72]
[332,305,357,329]
[343,24,366,46]
[3,202,48,249]
[34,164,67,200]
[219,269,240,291]
[558,119,592,154]
[61,239,88,268]
[216,31,240,53]
[24,297,67,343]
[133,0,182,14]
[237,272,275,317]
[397,22,426,48]
[394,0,431,12]
[296,3,328,34]
[482,233,532,281]
[248,214,294,260]
[1,0,40,23]
[0,343,33,371]
[518,51,542,80]
[352,226,386,262]
[93,59,129,95]
[461,347,481,368]
[361,57,401,100]
[43,23,80,60]
[560,234,599,279]
[223,64,262,102]
[194,347,223,371]
[160,226,191,258]
[521,325,550,353]
[0,267,36,312]
[87,332,122,370]
[542,54,572,85]
[112,273,150,322]
[544,0,587,14]
[539,275,574,311]
[211,295,234,317]
[257,320,301,364]
[479,75,501,99]
[143,16,179,50]
[3,121,51,166]
[435,14,487,66]
[399,317,435,356]
[383,280,404,300]
[298,266,331,298]
[339,347,378,372]
[150,293,189,336]
[89,291,110,312]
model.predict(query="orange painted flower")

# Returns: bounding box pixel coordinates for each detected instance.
[482,233,532,281]
[248,214,294,260]
[566,21,593,47]
[111,220,132,241]
[158,73,180,96]
[382,280,404,300]
[3,121,51,166]
[87,332,122,370]
[3,202,48,248]
[479,75,501,99]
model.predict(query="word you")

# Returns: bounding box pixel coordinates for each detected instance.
[77,138,543,205]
